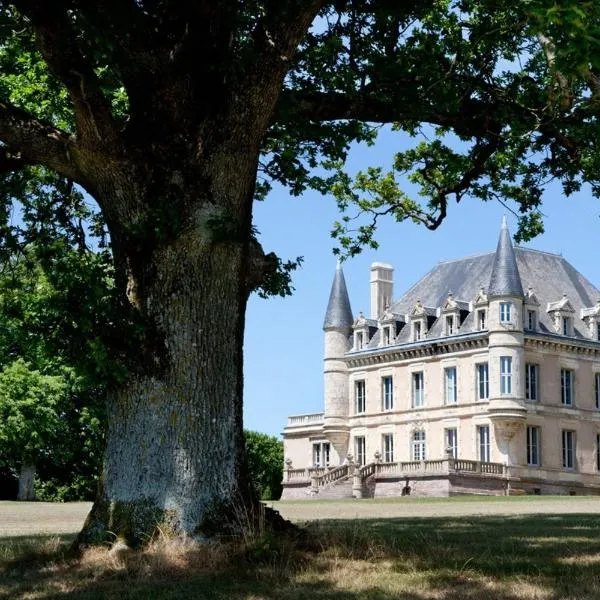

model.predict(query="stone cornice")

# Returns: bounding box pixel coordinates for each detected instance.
[346,333,489,368]
[524,332,600,357]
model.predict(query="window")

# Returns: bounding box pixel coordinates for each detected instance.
[561,369,574,406]
[527,310,537,331]
[413,321,422,341]
[412,430,426,461]
[477,363,489,400]
[563,316,571,336]
[354,436,366,466]
[478,425,490,462]
[597,321,600,342]
[446,315,455,335]
[526,426,540,466]
[445,367,457,404]
[382,326,392,346]
[500,302,511,323]
[412,372,424,408]
[562,430,575,469]
[382,433,394,462]
[525,364,538,402]
[500,357,512,394]
[595,373,600,409]
[477,310,486,331]
[445,428,458,458]
[313,442,331,468]
[597,434,600,471]
[355,380,366,414]
[355,331,364,350]
[382,376,394,411]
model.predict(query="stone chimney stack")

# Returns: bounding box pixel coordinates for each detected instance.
[370,262,394,320]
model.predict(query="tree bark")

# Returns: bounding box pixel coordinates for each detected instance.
[17,463,36,501]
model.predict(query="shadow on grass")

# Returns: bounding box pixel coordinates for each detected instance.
[2,514,600,599]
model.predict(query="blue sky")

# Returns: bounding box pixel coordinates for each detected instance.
[243,128,600,438]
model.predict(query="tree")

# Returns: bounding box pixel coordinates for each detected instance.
[0,1,598,544]
[245,430,284,501]
[0,358,68,500]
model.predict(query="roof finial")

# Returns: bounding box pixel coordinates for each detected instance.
[336,258,341,270]
[501,214,508,229]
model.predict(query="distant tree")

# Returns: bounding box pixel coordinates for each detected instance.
[245,430,284,501]
[0,359,68,500]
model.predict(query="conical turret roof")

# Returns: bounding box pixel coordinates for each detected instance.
[323,261,353,330]
[488,216,524,298]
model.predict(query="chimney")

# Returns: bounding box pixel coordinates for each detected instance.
[370,262,394,320]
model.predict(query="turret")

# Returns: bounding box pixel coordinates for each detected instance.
[323,261,353,464]
[486,217,526,464]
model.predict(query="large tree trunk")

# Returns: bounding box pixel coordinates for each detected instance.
[17,463,36,501]
[77,198,255,546]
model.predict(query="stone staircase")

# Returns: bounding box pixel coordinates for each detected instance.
[313,475,354,499]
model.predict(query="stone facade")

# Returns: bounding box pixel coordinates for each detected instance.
[282,219,600,499]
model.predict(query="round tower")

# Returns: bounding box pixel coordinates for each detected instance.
[322,261,353,465]
[487,217,526,465]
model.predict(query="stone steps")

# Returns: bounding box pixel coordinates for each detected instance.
[314,476,354,499]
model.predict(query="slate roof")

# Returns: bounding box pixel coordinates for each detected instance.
[323,262,353,330]
[383,248,600,342]
[488,217,524,298]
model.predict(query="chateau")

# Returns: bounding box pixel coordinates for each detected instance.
[281,218,600,498]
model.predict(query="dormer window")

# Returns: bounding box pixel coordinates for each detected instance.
[382,326,392,346]
[413,321,422,341]
[563,316,571,336]
[355,331,364,350]
[500,302,511,323]
[446,315,455,335]
[526,310,537,331]
[477,309,486,331]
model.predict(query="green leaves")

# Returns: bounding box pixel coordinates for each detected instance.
[244,430,284,500]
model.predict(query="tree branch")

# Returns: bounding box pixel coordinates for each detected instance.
[14,0,119,145]
[0,102,81,181]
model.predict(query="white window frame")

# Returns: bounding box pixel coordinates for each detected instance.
[561,369,574,406]
[563,316,571,336]
[446,315,454,335]
[525,363,538,402]
[445,427,458,458]
[477,363,489,400]
[445,367,457,404]
[312,442,331,468]
[355,380,366,414]
[412,371,424,408]
[500,356,512,395]
[500,302,511,323]
[382,376,394,411]
[562,430,575,470]
[355,331,364,350]
[478,425,490,462]
[382,325,392,346]
[477,309,486,331]
[527,309,537,331]
[413,321,422,341]
[354,436,366,466]
[382,433,394,463]
[412,430,426,461]
[526,426,540,466]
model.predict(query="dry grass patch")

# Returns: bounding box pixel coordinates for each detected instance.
[2,513,600,599]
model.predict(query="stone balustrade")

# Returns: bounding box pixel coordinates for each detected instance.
[286,413,325,427]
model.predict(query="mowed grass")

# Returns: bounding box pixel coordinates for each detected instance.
[2,502,600,599]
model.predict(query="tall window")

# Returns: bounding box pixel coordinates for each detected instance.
[445,428,458,458]
[412,430,426,461]
[527,310,537,331]
[382,433,394,463]
[355,331,364,350]
[446,315,455,335]
[595,373,600,409]
[413,321,422,341]
[382,376,394,411]
[445,367,457,404]
[500,302,511,323]
[500,357,512,394]
[477,310,486,331]
[382,326,393,346]
[525,364,538,402]
[597,434,600,471]
[563,316,571,336]
[477,363,489,400]
[526,426,540,466]
[354,436,366,466]
[561,369,574,406]
[355,380,366,414]
[313,442,331,468]
[478,425,490,462]
[412,372,424,408]
[562,430,575,469]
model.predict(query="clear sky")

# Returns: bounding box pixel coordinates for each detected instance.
[243,127,600,438]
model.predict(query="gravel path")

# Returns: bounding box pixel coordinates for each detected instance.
[2,497,600,538]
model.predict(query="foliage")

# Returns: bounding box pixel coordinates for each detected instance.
[245,430,284,500]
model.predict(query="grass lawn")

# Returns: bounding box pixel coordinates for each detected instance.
[2,506,600,599]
